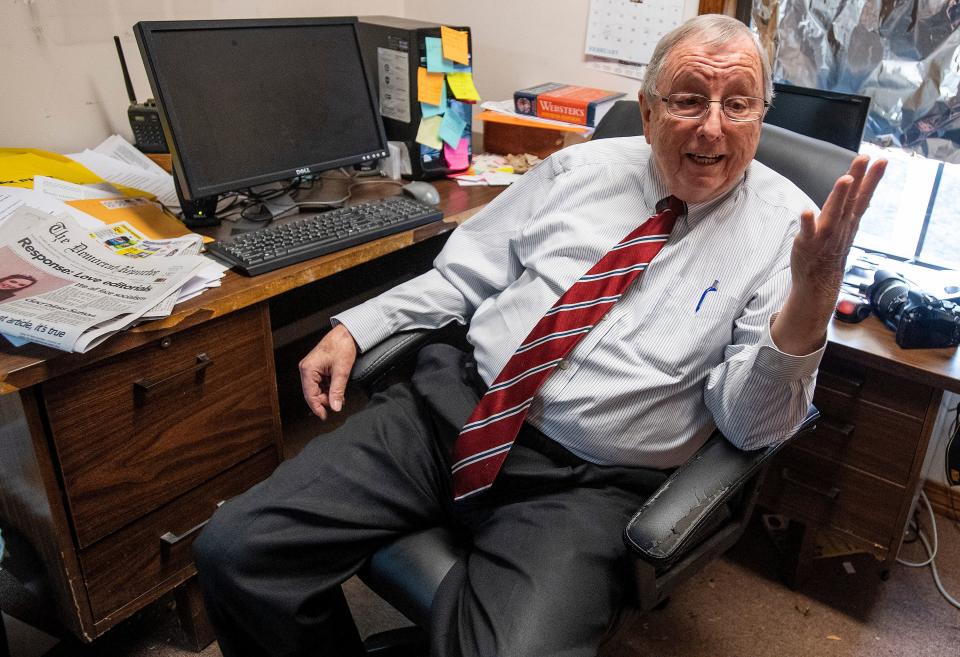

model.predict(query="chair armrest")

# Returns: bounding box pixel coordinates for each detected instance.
[624,407,820,568]
[349,329,437,392]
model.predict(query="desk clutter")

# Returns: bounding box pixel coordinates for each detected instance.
[0,136,227,353]
[840,248,960,349]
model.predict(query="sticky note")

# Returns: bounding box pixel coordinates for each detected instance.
[420,82,448,118]
[439,110,467,147]
[444,137,470,171]
[446,72,481,102]
[417,67,445,105]
[441,26,470,65]
[425,37,456,73]
[415,115,443,150]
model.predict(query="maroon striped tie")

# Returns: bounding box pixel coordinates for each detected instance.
[451,196,685,501]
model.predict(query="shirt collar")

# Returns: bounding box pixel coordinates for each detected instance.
[643,155,747,229]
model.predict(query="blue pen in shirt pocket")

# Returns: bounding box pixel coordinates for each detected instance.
[695,280,719,313]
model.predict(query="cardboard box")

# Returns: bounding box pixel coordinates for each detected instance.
[478,110,590,159]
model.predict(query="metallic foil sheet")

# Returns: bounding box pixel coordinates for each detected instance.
[753,0,960,163]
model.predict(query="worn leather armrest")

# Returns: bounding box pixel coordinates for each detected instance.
[349,329,437,392]
[624,406,820,568]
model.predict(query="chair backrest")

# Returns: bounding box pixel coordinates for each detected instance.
[592,99,858,207]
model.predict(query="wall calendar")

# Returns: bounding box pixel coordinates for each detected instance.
[584,0,685,66]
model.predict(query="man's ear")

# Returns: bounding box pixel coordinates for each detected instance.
[638,92,653,145]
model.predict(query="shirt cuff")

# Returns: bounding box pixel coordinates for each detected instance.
[752,316,827,383]
[331,301,397,353]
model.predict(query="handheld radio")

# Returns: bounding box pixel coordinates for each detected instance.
[114,36,167,153]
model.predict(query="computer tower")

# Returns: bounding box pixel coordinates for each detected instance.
[358,16,473,180]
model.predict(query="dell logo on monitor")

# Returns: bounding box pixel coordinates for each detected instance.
[295,167,311,175]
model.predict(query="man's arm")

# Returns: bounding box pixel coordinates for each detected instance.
[771,155,887,354]
[299,158,564,419]
[705,155,887,449]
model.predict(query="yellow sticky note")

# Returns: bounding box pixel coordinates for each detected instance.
[446,72,481,102]
[417,67,445,106]
[440,26,470,65]
[415,115,444,150]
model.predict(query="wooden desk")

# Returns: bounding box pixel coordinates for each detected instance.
[759,315,960,582]
[0,180,498,647]
[1,176,957,645]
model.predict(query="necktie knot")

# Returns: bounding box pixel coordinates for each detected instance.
[655,195,687,219]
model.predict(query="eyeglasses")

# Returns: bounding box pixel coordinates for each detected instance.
[659,93,769,122]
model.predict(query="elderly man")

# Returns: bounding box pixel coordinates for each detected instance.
[194,13,885,657]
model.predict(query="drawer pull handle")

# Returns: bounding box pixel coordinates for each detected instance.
[819,419,855,439]
[135,353,212,402]
[160,500,224,550]
[781,468,840,500]
[821,371,864,392]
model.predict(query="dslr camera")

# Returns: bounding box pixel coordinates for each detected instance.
[867,270,960,349]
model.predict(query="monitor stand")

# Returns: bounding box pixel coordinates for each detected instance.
[173,168,220,228]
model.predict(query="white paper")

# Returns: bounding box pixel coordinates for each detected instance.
[584,0,685,66]
[92,134,169,177]
[67,150,178,207]
[0,187,104,230]
[33,176,119,202]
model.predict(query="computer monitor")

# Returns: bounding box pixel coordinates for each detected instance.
[763,82,871,152]
[134,17,388,226]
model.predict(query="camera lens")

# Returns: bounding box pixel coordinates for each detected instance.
[869,270,910,322]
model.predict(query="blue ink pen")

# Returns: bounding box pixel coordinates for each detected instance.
[695,280,719,313]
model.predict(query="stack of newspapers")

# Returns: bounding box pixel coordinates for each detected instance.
[0,207,211,353]
[0,136,224,353]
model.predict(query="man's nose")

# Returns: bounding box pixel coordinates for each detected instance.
[697,103,724,140]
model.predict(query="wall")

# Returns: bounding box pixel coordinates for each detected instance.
[1,0,705,153]
[401,0,699,123]
[0,0,403,152]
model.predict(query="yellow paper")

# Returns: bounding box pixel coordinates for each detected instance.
[417,67,445,105]
[65,197,210,243]
[446,72,481,102]
[415,115,444,150]
[440,26,470,65]
[0,149,104,188]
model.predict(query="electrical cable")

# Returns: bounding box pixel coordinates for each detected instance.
[895,489,960,609]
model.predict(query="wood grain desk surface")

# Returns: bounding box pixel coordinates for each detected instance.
[1,178,958,395]
[0,180,499,394]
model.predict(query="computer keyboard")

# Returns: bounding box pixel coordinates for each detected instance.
[206,196,444,276]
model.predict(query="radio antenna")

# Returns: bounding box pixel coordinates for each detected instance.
[114,35,138,105]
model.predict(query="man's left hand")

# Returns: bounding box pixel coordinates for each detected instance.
[772,154,887,355]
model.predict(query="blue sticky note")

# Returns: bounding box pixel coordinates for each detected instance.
[420,81,448,117]
[425,37,457,73]
[439,110,467,147]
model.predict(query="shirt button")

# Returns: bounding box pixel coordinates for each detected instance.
[557,360,570,370]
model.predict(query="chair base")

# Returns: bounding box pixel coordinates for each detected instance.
[363,626,428,657]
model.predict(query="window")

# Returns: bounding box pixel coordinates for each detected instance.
[855,142,959,270]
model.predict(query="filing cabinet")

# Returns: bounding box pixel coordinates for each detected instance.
[0,303,283,644]
[759,348,942,579]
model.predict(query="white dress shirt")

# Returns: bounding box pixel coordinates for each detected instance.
[335,137,825,469]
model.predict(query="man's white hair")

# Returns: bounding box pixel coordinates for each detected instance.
[641,14,774,104]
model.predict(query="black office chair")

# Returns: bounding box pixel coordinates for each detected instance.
[352,101,855,655]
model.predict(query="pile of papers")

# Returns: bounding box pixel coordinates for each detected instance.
[0,136,227,353]
[449,153,541,187]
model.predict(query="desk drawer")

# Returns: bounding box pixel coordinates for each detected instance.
[760,445,904,548]
[79,448,278,621]
[817,352,932,419]
[794,385,923,485]
[44,305,281,548]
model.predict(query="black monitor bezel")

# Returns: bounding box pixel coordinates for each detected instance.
[765,82,871,152]
[134,17,389,200]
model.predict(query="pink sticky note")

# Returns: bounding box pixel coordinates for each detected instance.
[444,137,470,171]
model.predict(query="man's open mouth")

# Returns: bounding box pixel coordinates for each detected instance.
[686,153,724,165]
